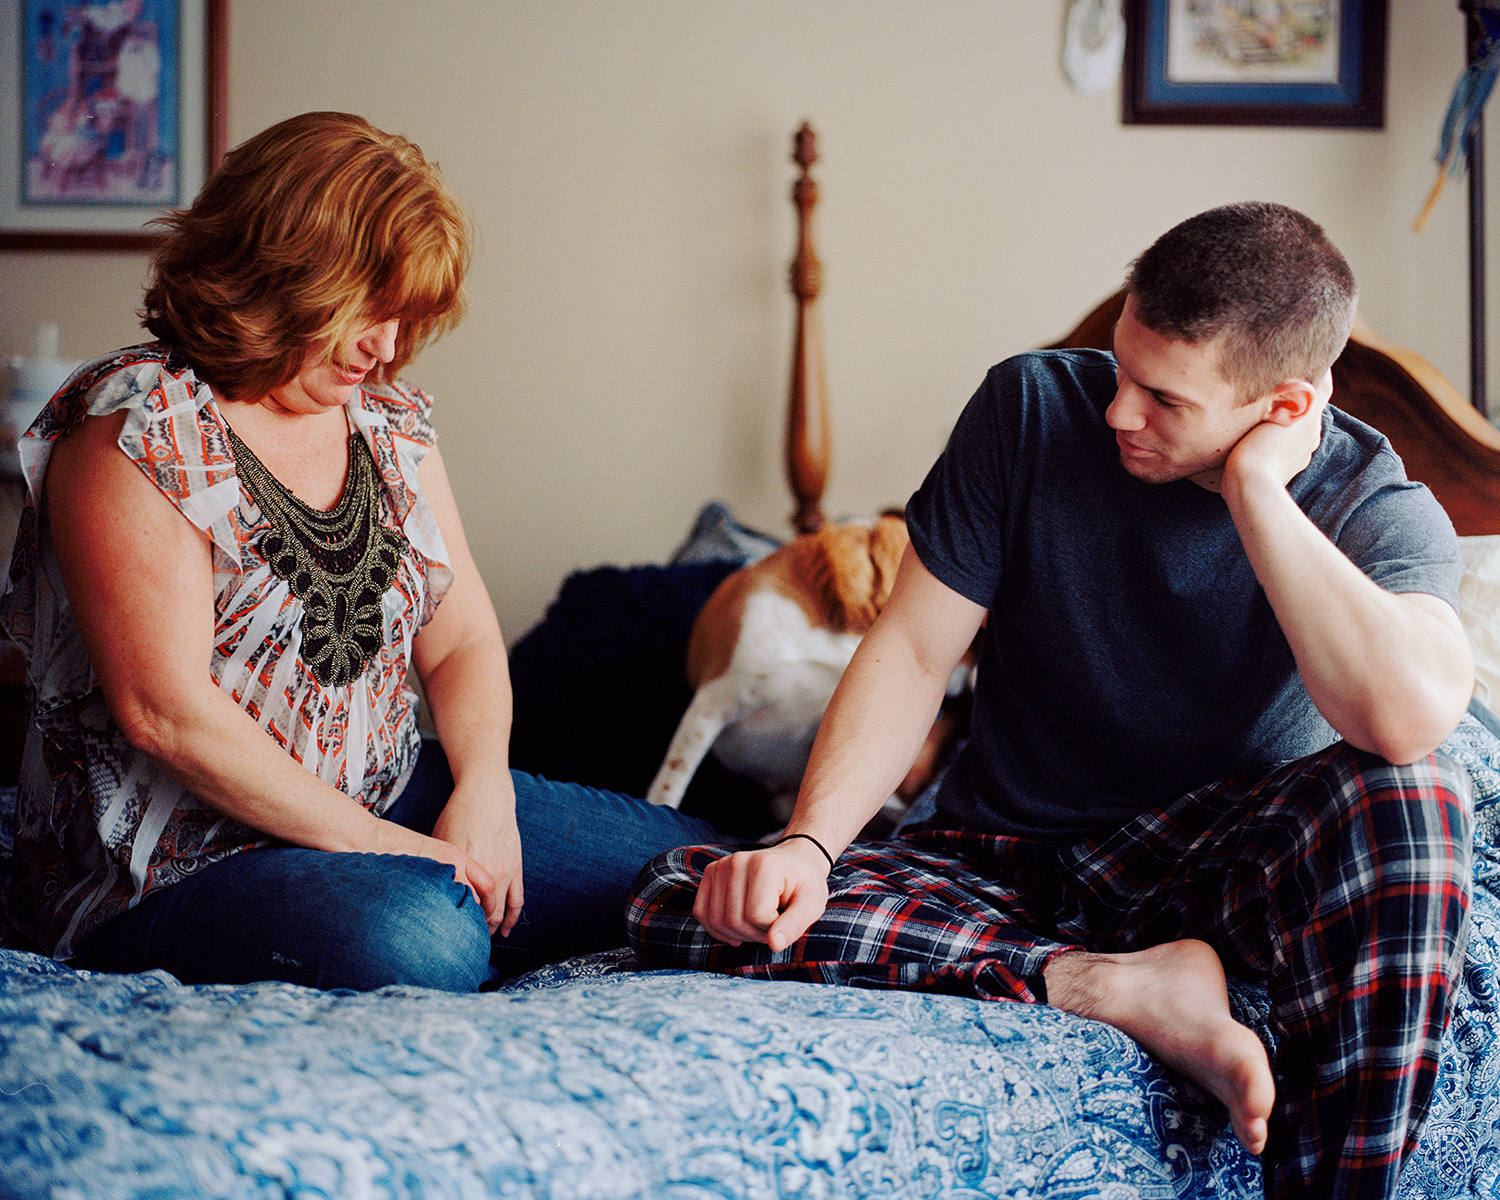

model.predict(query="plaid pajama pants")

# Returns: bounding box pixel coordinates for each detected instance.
[627,742,1473,1200]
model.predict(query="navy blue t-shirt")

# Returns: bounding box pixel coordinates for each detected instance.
[906,349,1462,837]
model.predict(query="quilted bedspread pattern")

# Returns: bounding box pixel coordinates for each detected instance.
[1,717,1498,1198]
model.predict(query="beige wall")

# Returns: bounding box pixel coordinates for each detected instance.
[0,0,1483,639]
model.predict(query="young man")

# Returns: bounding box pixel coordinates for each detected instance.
[628,202,1476,1198]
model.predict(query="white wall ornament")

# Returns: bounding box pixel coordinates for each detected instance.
[1062,0,1125,97]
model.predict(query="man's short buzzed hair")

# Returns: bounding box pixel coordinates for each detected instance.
[1125,201,1358,402]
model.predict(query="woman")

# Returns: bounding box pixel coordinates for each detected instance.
[1,111,718,991]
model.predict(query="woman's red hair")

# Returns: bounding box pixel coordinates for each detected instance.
[141,112,471,399]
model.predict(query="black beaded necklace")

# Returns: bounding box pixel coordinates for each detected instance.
[224,421,408,688]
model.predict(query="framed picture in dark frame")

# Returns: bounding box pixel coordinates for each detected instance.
[0,0,227,250]
[1122,0,1388,128]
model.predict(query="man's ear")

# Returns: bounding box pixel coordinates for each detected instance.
[1263,378,1318,426]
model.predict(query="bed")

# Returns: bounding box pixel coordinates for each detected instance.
[4,128,1500,1199]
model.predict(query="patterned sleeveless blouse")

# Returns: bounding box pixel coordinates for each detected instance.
[0,345,454,958]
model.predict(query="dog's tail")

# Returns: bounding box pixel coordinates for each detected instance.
[646,676,757,807]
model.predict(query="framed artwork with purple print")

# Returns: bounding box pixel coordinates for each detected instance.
[0,0,226,249]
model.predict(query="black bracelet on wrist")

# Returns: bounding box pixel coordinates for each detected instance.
[772,832,836,874]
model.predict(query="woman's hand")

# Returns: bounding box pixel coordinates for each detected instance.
[431,778,524,935]
[410,445,528,936]
[367,815,503,924]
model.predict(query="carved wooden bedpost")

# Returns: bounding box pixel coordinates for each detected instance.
[786,122,830,534]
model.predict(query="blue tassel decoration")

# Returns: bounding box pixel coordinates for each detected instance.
[1417,5,1500,230]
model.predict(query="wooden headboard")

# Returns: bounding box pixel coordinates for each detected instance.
[1055,290,1500,537]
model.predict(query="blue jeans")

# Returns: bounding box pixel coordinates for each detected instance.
[73,740,720,992]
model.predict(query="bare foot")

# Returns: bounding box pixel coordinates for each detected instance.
[1043,938,1274,1155]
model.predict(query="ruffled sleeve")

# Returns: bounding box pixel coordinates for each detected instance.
[113,363,244,574]
[1,346,249,653]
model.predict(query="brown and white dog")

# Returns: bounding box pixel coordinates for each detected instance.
[648,514,961,822]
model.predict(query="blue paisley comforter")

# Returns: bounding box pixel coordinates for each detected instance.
[2,720,1499,1200]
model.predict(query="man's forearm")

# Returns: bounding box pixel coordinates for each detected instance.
[785,626,955,855]
[1222,468,1472,762]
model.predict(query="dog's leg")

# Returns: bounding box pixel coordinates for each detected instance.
[647,675,758,807]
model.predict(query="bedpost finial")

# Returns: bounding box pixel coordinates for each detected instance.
[793,122,818,171]
[786,122,828,535]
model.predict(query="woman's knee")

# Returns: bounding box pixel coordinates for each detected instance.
[350,857,493,992]
[74,848,494,993]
